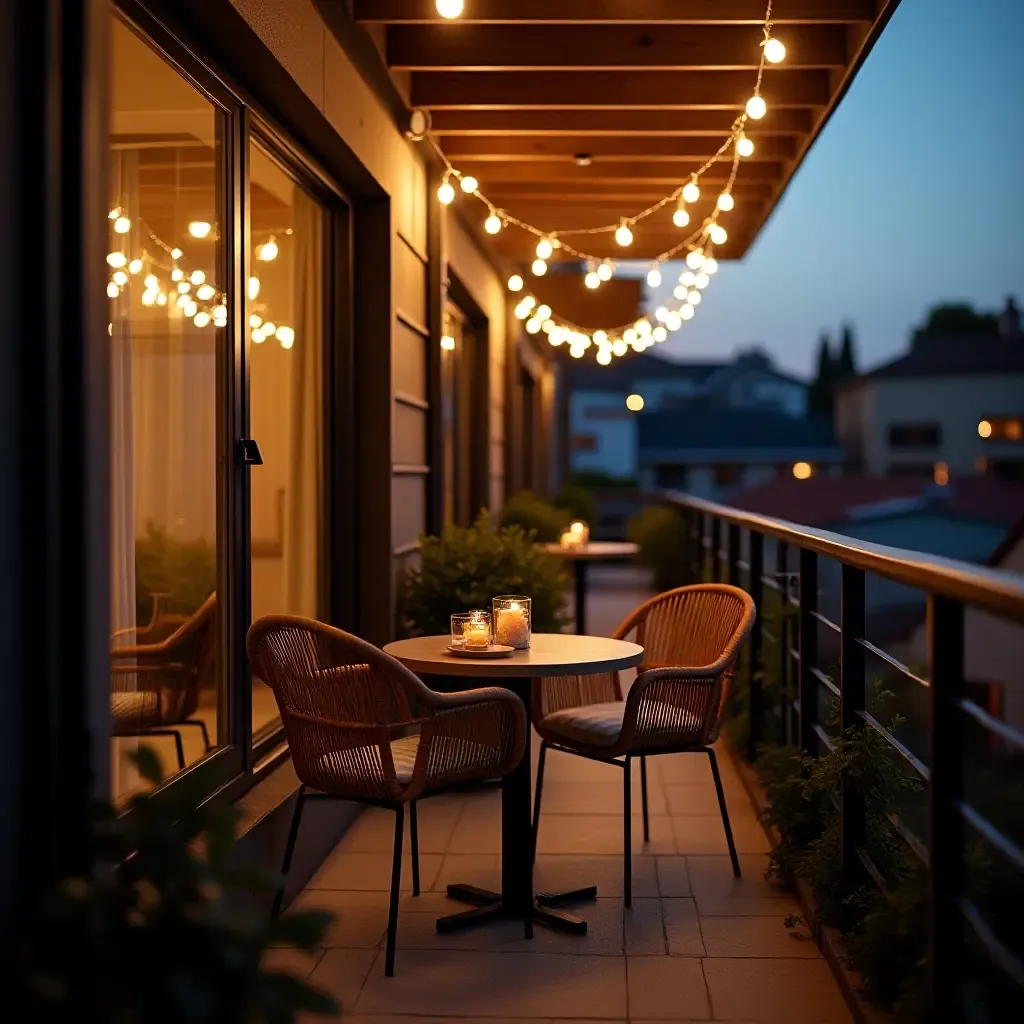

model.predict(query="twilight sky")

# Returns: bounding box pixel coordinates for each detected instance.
[646,0,1024,378]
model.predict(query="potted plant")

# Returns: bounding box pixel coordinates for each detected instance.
[498,491,571,544]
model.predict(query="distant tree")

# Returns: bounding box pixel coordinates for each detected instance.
[910,303,998,347]
[808,332,835,420]
[836,323,857,379]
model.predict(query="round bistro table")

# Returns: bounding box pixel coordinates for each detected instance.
[538,541,640,634]
[383,632,643,936]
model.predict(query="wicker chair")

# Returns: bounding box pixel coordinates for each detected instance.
[110,592,217,770]
[531,584,755,904]
[246,615,527,977]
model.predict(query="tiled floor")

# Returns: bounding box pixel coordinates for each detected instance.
[268,570,852,1023]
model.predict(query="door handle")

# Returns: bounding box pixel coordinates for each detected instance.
[237,438,264,466]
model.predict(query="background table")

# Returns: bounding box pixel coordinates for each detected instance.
[383,632,643,935]
[539,541,640,634]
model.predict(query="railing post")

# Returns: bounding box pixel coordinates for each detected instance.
[840,565,866,899]
[776,541,791,745]
[687,508,701,584]
[928,595,965,1019]
[709,517,721,582]
[747,531,764,759]
[797,548,818,754]
[726,523,740,587]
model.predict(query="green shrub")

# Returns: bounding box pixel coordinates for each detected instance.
[400,511,570,636]
[134,521,216,625]
[499,491,570,543]
[569,470,638,491]
[553,483,598,528]
[627,504,691,591]
[19,747,336,1023]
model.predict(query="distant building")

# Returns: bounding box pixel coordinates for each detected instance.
[835,298,1024,481]
[639,406,842,501]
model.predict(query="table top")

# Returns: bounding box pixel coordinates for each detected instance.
[538,541,640,561]
[383,632,644,678]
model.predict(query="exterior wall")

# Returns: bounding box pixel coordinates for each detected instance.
[570,390,638,479]
[840,374,1024,476]
[728,373,806,418]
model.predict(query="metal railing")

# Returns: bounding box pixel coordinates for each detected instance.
[664,491,1024,1020]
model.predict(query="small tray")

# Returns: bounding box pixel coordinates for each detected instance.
[446,644,515,658]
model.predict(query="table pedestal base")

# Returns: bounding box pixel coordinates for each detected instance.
[436,882,598,935]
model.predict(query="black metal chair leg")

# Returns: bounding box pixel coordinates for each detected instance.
[623,756,632,907]
[531,741,548,862]
[184,717,212,751]
[640,755,650,843]
[139,729,186,771]
[385,806,405,977]
[409,801,421,897]
[271,786,306,920]
[707,748,741,878]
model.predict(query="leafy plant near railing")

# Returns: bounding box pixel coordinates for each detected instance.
[18,747,336,1024]
[400,511,570,636]
[553,482,598,529]
[627,505,692,591]
[499,491,571,543]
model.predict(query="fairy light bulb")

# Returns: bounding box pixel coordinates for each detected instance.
[709,223,728,245]
[585,270,600,290]
[653,326,668,342]
[569,344,585,360]
[672,202,690,229]
[252,328,266,344]
[141,290,156,307]
[196,284,216,301]
[635,318,651,335]
[438,178,456,205]
[277,326,295,349]
[435,0,463,18]
[484,211,502,235]
[507,274,524,292]
[542,319,555,334]
[680,270,696,286]
[536,304,552,321]
[717,193,735,212]
[746,95,767,120]
[526,317,542,334]
[177,281,190,294]
[666,311,682,331]
[156,293,167,306]
[593,330,608,345]
[112,270,128,286]
[248,276,260,300]
[113,216,131,234]
[673,285,687,300]
[128,259,143,275]
[106,282,119,298]
[440,334,455,351]
[682,179,700,204]
[106,252,127,269]
[184,300,198,318]
[597,349,612,366]
[213,305,227,321]
[737,134,755,158]
[624,328,638,345]
[460,175,478,193]
[193,311,211,328]
[257,238,279,261]
[531,258,547,276]
[655,306,668,322]
[687,290,702,305]
[763,37,786,64]
[597,259,613,282]
[188,220,212,238]
[686,249,705,271]
[249,314,263,329]
[615,219,633,247]
[703,257,719,275]
[647,264,662,288]
[263,322,277,337]
[108,208,120,220]
[190,269,206,285]
[612,340,628,357]
[171,267,184,282]
[144,274,158,289]
[681,304,695,321]
[536,236,554,260]
[695,272,710,289]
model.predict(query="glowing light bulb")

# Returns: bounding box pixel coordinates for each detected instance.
[188,220,212,238]
[171,267,184,282]
[615,220,633,247]
[177,281,190,294]
[681,304,695,321]
[248,276,260,300]
[170,248,183,260]
[141,290,157,307]
[156,293,167,306]
[441,334,456,351]
[252,328,266,344]
[709,223,728,245]
[196,284,216,301]
[106,252,127,269]
[612,340,628,357]
[666,311,682,331]
[542,319,555,333]
[277,326,295,349]
[597,349,612,365]
[113,216,131,234]
[763,37,786,64]
[193,311,211,328]
[536,304,551,320]
[682,180,700,204]
[144,274,158,288]
[514,304,530,321]
[687,290,702,305]
[569,344,585,360]
[106,282,119,298]
[686,249,705,271]
[531,258,547,276]
[257,238,279,261]
[680,270,696,287]
[213,305,227,321]
[585,271,600,290]
[507,274,524,292]
[703,257,719,275]
[184,300,198,318]
[746,95,767,120]
[549,328,566,346]
[460,175,478,193]
[653,325,668,342]
[438,179,456,205]
[593,330,608,345]
[647,265,662,288]
[655,306,668,321]
[673,285,686,300]
[792,461,812,480]
[717,193,735,212]
[108,208,120,220]
[263,322,277,337]
[536,237,554,260]
[128,259,143,275]
[672,205,690,228]
[695,272,710,289]
[435,0,463,18]
[484,212,502,234]
[112,271,128,286]
[190,269,206,285]
[526,317,542,334]
[635,318,651,335]
[249,314,263,329]
[624,329,638,345]
[737,134,755,157]
[597,260,613,282]
[626,394,645,412]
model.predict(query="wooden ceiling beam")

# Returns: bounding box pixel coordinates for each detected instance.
[487,180,773,202]
[387,25,847,71]
[455,159,784,183]
[353,0,876,26]
[428,108,813,135]
[441,134,796,160]
[411,69,830,109]
[485,201,755,231]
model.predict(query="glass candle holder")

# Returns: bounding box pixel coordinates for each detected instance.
[451,610,492,649]
[492,595,531,649]
[560,519,590,549]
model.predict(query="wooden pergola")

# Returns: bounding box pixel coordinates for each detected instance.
[351,0,900,264]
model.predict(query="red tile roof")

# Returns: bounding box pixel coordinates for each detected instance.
[726,474,1024,529]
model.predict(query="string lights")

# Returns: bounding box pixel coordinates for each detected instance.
[418,0,783,363]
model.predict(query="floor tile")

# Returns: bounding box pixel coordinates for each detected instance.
[432,853,501,894]
[447,801,502,853]
[664,783,727,817]
[535,853,659,900]
[663,898,706,956]
[337,801,464,855]
[671,815,770,855]
[702,957,853,1023]
[685,855,789,901]
[538,778,669,817]
[626,955,710,1020]
[699,915,819,958]
[355,949,628,1018]
[624,897,666,955]
[290,889,388,947]
[306,947,378,1015]
[694,893,803,917]
[261,945,325,979]
[536,813,675,855]
[655,856,692,897]
[306,851,444,892]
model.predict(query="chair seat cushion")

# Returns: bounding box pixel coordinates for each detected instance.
[390,734,420,783]
[111,689,161,725]
[540,701,626,747]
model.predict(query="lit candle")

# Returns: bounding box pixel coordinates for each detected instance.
[465,619,490,648]
[495,602,529,648]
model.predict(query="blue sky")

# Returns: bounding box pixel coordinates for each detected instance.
[646,0,1024,378]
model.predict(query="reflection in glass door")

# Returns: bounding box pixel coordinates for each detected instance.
[248,139,327,742]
